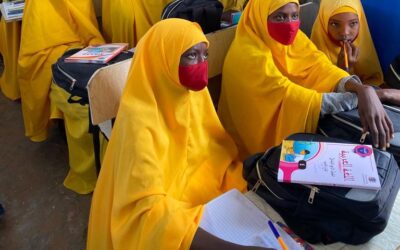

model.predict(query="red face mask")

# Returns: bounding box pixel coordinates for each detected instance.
[267,20,300,45]
[179,61,208,91]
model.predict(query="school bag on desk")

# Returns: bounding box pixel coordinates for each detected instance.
[318,104,400,163]
[243,133,400,245]
[52,48,133,106]
[52,48,134,173]
[161,0,224,34]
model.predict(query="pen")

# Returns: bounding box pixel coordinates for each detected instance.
[268,220,288,250]
[343,41,349,72]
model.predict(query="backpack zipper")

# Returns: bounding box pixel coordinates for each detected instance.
[383,104,400,114]
[389,63,400,82]
[254,158,320,204]
[254,156,284,200]
[304,185,320,204]
[56,64,77,91]
[331,114,367,143]
[161,0,183,19]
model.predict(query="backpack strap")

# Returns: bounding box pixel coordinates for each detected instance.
[88,107,101,175]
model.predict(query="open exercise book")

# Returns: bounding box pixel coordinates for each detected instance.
[200,189,303,250]
[278,140,381,190]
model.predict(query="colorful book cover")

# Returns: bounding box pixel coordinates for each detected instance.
[64,43,128,64]
[278,140,381,190]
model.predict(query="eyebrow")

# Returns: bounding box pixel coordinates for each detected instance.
[330,18,359,23]
[274,11,298,16]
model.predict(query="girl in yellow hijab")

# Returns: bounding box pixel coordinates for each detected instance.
[87,18,249,249]
[311,0,383,86]
[0,19,20,100]
[102,0,247,47]
[18,0,104,142]
[218,0,393,159]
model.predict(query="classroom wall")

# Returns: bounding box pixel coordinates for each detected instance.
[362,0,400,73]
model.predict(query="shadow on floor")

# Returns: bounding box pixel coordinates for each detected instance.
[0,90,91,249]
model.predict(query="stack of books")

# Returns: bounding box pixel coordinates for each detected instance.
[0,0,24,22]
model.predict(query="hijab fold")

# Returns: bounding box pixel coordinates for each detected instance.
[311,0,383,85]
[87,19,246,250]
[218,0,349,158]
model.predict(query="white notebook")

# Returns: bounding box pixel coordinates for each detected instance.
[200,189,303,250]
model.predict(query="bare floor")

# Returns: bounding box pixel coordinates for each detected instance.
[0,59,89,249]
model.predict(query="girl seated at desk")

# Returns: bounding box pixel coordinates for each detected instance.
[217,0,393,160]
[311,0,400,106]
[87,18,270,250]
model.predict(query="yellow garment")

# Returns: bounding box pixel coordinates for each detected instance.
[311,0,383,85]
[50,84,107,194]
[102,0,173,47]
[18,0,104,142]
[331,6,357,16]
[87,19,246,250]
[0,19,21,100]
[218,0,349,159]
[102,0,245,47]
[220,0,247,10]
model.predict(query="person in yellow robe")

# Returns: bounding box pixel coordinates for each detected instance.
[0,19,21,100]
[87,19,255,249]
[18,0,104,142]
[310,0,383,86]
[102,0,247,47]
[18,0,105,194]
[218,0,393,160]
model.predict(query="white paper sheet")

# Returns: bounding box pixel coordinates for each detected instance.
[200,189,302,249]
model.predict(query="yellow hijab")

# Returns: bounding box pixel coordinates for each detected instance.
[18,0,104,141]
[87,19,246,250]
[311,0,383,85]
[218,0,349,159]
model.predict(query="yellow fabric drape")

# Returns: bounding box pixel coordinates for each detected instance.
[18,0,104,142]
[102,0,173,47]
[218,0,349,159]
[102,0,246,47]
[0,19,21,100]
[50,84,107,194]
[87,19,246,250]
[311,0,383,85]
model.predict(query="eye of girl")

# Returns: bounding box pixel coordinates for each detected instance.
[292,13,299,20]
[329,21,339,28]
[186,52,197,60]
[349,20,359,27]
[274,14,285,22]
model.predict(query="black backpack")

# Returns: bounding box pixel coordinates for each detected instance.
[243,133,400,245]
[51,48,133,174]
[52,48,133,105]
[318,104,400,163]
[385,55,400,89]
[161,0,223,34]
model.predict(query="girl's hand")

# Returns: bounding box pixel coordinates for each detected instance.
[337,41,359,71]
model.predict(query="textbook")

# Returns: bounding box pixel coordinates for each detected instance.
[199,189,302,249]
[0,0,24,22]
[278,140,381,190]
[64,43,128,64]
